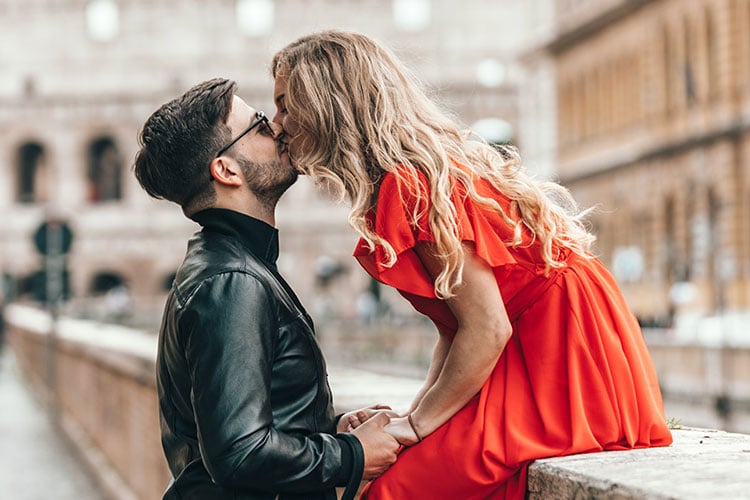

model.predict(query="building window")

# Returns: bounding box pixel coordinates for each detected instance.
[237,0,274,37]
[16,142,47,204]
[664,196,678,280]
[705,7,719,100]
[573,76,585,143]
[85,0,120,42]
[87,137,122,202]
[682,17,697,105]
[707,186,723,310]
[392,0,431,32]
[662,25,673,115]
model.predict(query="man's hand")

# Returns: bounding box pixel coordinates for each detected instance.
[337,404,395,433]
[351,412,400,479]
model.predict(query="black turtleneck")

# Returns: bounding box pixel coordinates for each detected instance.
[191,208,279,268]
[190,207,313,326]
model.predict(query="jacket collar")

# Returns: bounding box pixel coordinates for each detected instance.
[190,208,279,266]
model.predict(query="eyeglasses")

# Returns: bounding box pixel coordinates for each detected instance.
[214,111,269,158]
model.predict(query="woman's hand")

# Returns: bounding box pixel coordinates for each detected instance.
[337,404,396,433]
[384,416,421,447]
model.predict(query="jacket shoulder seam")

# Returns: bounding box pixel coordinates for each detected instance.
[176,267,269,308]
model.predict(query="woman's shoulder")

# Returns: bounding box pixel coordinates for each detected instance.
[380,166,428,192]
[376,167,430,213]
[378,164,509,213]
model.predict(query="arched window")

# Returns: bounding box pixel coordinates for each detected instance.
[16,142,47,204]
[87,136,122,202]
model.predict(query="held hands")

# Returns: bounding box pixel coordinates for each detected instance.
[340,404,424,447]
[351,412,401,479]
[340,404,425,479]
[337,404,396,433]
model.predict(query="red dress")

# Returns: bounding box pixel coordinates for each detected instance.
[353,169,672,499]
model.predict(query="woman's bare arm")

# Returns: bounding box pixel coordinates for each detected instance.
[385,242,512,444]
[407,333,451,414]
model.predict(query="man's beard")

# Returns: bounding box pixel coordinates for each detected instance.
[236,155,298,208]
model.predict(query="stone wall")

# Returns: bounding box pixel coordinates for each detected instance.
[6,305,169,500]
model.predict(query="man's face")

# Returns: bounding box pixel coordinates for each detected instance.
[224,95,298,201]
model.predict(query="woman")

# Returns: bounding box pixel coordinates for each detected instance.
[271,30,672,499]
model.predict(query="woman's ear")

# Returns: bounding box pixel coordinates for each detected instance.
[209,157,243,187]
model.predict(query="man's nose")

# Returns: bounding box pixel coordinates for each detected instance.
[268,120,284,139]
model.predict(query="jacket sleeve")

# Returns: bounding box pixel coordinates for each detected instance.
[180,271,362,492]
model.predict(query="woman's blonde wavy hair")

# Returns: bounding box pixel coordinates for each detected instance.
[272,30,595,299]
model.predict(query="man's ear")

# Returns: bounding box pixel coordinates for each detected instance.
[209,157,243,187]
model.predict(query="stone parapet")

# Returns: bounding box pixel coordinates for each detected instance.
[528,428,750,499]
[5,303,750,499]
[5,304,168,500]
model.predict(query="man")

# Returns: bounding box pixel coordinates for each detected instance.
[133,78,399,500]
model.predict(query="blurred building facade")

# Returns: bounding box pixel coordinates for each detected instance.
[545,0,750,324]
[0,0,548,326]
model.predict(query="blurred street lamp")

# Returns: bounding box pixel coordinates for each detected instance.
[33,214,74,423]
[393,0,431,32]
[237,0,274,37]
[85,0,120,42]
[476,58,507,88]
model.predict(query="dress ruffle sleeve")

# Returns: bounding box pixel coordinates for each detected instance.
[354,168,519,298]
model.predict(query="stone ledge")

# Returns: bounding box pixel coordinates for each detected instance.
[527,428,750,499]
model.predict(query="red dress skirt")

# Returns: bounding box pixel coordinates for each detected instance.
[353,170,672,499]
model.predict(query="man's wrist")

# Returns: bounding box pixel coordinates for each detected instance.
[334,433,365,499]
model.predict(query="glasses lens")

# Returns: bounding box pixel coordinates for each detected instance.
[258,119,272,136]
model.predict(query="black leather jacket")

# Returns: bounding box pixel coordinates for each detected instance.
[157,209,363,500]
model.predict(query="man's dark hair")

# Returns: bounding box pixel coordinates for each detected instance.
[133,78,237,212]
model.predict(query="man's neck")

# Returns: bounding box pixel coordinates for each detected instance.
[212,195,277,227]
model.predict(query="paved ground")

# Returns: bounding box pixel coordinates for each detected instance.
[0,349,104,500]
[327,364,424,414]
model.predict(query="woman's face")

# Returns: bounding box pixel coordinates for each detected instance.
[272,75,306,168]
